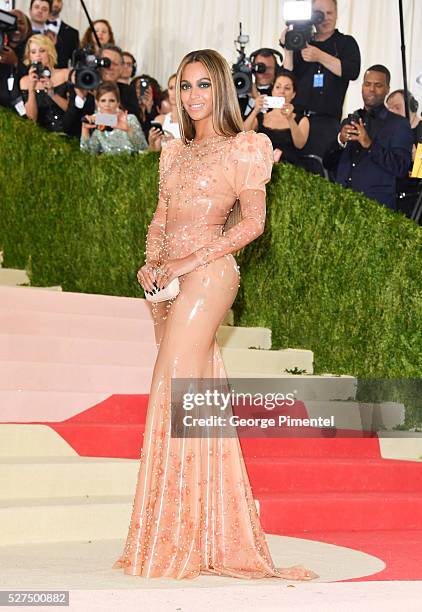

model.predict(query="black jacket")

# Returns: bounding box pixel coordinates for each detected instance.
[55,21,80,69]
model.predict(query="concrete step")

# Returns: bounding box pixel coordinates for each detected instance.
[216,326,271,349]
[0,286,149,319]
[0,390,113,422]
[0,334,157,367]
[0,456,139,500]
[227,374,357,401]
[0,329,271,368]
[221,347,313,375]
[0,268,29,286]
[0,308,156,342]
[0,495,133,545]
[0,425,77,457]
[0,361,153,393]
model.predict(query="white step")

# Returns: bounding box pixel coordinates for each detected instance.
[221,347,313,375]
[217,326,271,349]
[227,374,357,401]
[0,425,77,457]
[0,456,138,500]
[0,390,113,422]
[0,360,152,393]
[0,495,133,545]
[0,268,29,286]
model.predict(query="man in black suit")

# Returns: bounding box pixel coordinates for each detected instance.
[323,65,414,209]
[63,45,143,139]
[47,0,79,69]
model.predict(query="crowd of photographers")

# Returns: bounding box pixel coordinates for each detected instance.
[0,0,421,219]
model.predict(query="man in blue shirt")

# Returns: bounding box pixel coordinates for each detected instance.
[324,65,414,209]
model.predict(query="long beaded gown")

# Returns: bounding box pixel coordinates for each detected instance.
[112,130,316,580]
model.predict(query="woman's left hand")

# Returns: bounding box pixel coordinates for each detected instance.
[155,254,197,289]
[116,110,129,132]
[280,102,295,122]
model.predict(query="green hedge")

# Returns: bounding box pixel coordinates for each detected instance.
[1,108,422,385]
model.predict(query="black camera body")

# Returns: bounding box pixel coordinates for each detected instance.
[71,47,111,90]
[0,8,17,51]
[231,23,267,97]
[285,9,325,51]
[31,61,51,79]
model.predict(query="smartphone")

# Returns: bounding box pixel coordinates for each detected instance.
[347,112,361,125]
[0,1,14,10]
[95,113,118,128]
[264,96,286,109]
[150,121,164,135]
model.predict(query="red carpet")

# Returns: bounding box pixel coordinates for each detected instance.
[286,530,422,581]
[8,393,422,580]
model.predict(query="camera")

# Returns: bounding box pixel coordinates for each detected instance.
[31,61,51,79]
[70,47,111,90]
[231,23,266,97]
[283,0,324,51]
[0,8,17,51]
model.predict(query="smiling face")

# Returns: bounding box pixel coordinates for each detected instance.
[362,70,390,109]
[180,61,213,125]
[10,10,29,45]
[29,39,50,67]
[30,0,50,26]
[95,21,111,46]
[272,75,296,103]
[97,91,120,114]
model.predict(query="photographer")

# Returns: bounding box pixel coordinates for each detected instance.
[281,0,361,158]
[0,9,32,111]
[19,33,69,131]
[99,44,140,120]
[239,49,282,119]
[243,70,309,165]
[80,81,148,155]
[323,65,413,210]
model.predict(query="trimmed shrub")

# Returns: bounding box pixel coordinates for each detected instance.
[1,109,422,390]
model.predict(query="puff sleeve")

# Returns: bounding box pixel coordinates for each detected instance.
[193,131,273,266]
[145,140,178,264]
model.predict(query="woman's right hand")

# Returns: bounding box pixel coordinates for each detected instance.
[27,65,39,92]
[253,94,268,114]
[137,261,159,293]
[148,127,162,151]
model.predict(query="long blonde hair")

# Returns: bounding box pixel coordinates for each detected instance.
[24,34,57,68]
[175,49,243,144]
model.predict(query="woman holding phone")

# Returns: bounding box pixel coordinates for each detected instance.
[244,70,310,164]
[80,82,148,155]
[112,49,318,582]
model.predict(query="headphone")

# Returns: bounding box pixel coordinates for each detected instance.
[391,89,419,113]
[250,48,284,69]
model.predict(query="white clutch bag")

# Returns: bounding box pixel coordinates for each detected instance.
[145,277,180,303]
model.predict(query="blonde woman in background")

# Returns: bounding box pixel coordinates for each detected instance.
[20,34,69,131]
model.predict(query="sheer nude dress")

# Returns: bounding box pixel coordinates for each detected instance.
[113,131,317,581]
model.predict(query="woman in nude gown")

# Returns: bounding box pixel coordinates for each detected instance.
[112,49,318,581]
